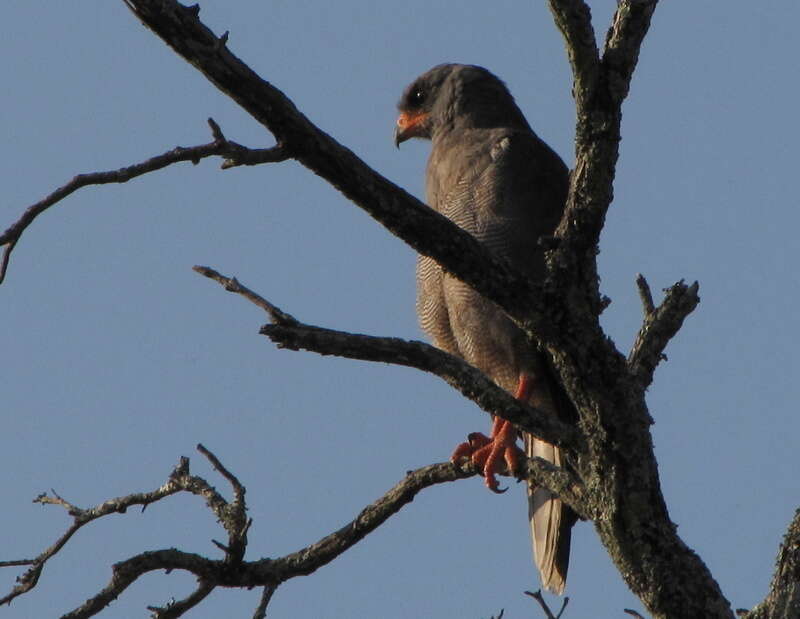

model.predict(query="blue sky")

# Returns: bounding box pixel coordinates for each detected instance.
[2,2,798,617]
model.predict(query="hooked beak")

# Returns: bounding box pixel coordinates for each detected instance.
[394,110,428,148]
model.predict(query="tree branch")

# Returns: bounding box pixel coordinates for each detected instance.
[744,508,800,619]
[1,457,192,606]
[7,442,580,617]
[192,265,299,326]
[194,265,579,451]
[547,0,658,314]
[0,118,287,284]
[602,0,660,104]
[252,585,277,619]
[547,0,600,111]
[146,580,216,619]
[55,460,479,617]
[627,276,700,390]
[525,589,570,619]
[1,449,241,608]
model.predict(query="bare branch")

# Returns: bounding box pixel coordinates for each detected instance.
[10,445,583,617]
[547,0,600,110]
[54,460,479,617]
[1,458,192,606]
[0,119,288,284]
[264,322,579,450]
[546,0,659,316]
[635,272,655,316]
[192,265,299,326]
[194,266,579,449]
[744,508,800,619]
[195,443,249,563]
[525,589,570,619]
[197,443,244,506]
[0,559,34,568]
[252,585,277,619]
[265,461,477,578]
[147,580,216,618]
[627,278,700,390]
[61,549,217,619]
[0,452,233,607]
[603,0,660,104]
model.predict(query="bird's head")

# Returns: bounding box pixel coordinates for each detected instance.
[394,64,526,147]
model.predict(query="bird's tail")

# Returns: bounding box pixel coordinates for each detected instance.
[525,435,572,594]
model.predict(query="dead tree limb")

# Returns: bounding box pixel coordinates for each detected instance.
[0,118,287,284]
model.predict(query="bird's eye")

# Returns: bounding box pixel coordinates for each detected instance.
[411,89,425,106]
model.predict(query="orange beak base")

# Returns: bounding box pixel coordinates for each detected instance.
[394,110,429,147]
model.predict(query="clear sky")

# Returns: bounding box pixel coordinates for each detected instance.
[2,2,798,618]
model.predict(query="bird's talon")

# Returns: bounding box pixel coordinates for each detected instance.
[467,432,491,448]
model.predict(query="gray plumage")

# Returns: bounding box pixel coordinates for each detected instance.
[396,64,574,593]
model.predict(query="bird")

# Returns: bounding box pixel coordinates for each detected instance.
[394,64,576,594]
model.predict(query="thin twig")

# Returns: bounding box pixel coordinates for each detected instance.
[197,443,245,505]
[147,580,216,618]
[192,266,299,326]
[0,559,34,568]
[628,279,700,389]
[252,584,277,619]
[635,273,655,316]
[0,118,287,284]
[56,460,479,617]
[525,589,570,619]
[0,454,231,607]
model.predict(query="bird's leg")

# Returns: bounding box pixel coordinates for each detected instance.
[451,374,532,493]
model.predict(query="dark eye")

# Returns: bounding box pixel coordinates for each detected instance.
[410,89,425,106]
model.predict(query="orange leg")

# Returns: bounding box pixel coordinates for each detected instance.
[450,374,533,493]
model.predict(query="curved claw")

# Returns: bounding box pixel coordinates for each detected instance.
[451,420,521,493]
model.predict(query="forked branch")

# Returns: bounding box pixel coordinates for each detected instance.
[628,275,701,389]
[3,442,580,617]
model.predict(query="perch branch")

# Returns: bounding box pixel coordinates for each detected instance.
[262,322,579,452]
[6,439,581,618]
[194,266,579,451]
[58,461,479,617]
[0,118,287,284]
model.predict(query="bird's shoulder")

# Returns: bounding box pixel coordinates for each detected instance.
[427,127,567,221]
